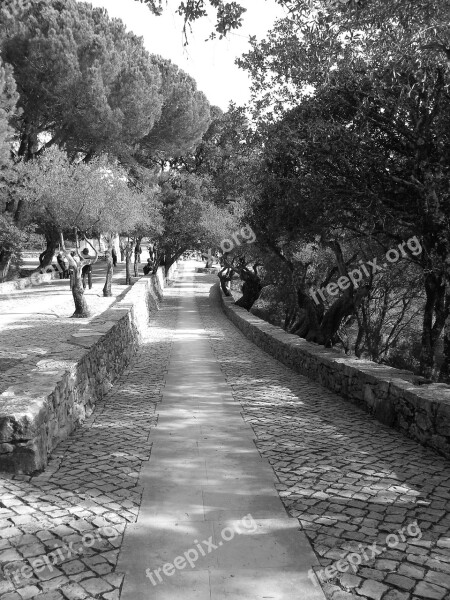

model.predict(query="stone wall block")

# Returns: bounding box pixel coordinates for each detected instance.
[0,267,175,474]
[220,285,450,460]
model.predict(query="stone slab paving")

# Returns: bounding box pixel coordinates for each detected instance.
[0,262,131,394]
[117,271,324,600]
[197,276,450,600]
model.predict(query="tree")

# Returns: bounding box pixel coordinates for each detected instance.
[354,261,424,363]
[179,104,260,208]
[0,57,20,280]
[0,58,17,170]
[101,180,161,295]
[153,170,232,275]
[0,213,31,281]
[1,0,164,163]
[1,0,211,272]
[136,0,247,42]
[136,58,211,164]
[236,0,450,379]
[17,147,156,316]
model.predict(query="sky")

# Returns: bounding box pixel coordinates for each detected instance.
[78,0,286,110]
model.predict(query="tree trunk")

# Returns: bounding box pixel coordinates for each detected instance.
[72,265,90,318]
[38,230,59,269]
[103,251,113,297]
[164,252,184,277]
[218,268,234,296]
[0,250,12,282]
[235,275,262,310]
[318,286,370,347]
[291,288,324,341]
[419,273,445,379]
[134,253,139,277]
[439,313,450,383]
[164,258,173,277]
[125,246,133,285]
[438,266,450,383]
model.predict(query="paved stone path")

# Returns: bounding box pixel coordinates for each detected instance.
[117,272,324,600]
[0,264,449,600]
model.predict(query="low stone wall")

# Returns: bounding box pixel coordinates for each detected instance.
[196,267,219,274]
[220,290,450,460]
[0,266,177,474]
[0,269,58,294]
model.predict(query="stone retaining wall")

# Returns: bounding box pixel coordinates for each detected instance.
[220,290,450,460]
[0,266,177,474]
[0,269,58,294]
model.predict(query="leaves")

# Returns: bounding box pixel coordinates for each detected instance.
[16,147,159,238]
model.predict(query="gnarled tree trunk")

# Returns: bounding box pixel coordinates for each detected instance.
[103,249,113,297]
[125,244,133,285]
[39,229,60,270]
[235,270,262,310]
[218,267,234,297]
[0,250,12,282]
[71,263,90,318]
[420,272,445,379]
[61,232,92,318]
[438,266,450,383]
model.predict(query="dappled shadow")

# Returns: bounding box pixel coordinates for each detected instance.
[0,284,176,596]
[196,273,450,598]
[0,264,132,394]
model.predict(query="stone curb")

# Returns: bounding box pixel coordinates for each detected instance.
[0,265,178,474]
[0,269,59,294]
[218,285,450,459]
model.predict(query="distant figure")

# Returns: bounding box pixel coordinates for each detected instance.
[119,240,126,262]
[143,258,153,275]
[134,241,142,264]
[111,247,118,267]
[148,243,155,262]
[81,248,93,289]
[56,253,69,279]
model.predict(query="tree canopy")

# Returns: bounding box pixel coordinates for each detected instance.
[0,0,212,163]
[136,57,211,162]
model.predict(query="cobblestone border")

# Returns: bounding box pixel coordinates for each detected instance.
[219,287,450,460]
[0,266,177,475]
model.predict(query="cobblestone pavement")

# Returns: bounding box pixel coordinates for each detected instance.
[0,263,132,395]
[0,282,178,599]
[2,268,450,600]
[197,278,450,600]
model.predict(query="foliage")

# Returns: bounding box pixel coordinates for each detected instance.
[0,212,31,279]
[1,0,202,160]
[136,57,211,162]
[136,0,247,42]
[182,104,260,208]
[0,57,17,171]
[16,147,156,238]
[232,0,450,379]
[153,170,234,271]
